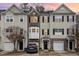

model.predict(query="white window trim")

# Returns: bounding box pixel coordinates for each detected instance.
[19,15,25,22]
[5,15,14,23]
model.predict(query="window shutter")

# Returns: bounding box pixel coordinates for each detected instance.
[67,16,69,22]
[42,16,44,23]
[47,29,49,35]
[53,16,55,22]
[62,16,64,22]
[53,29,55,35]
[62,29,64,35]
[48,16,49,22]
[72,15,74,22]
[28,16,30,23]
[38,16,39,22]
[67,28,69,35]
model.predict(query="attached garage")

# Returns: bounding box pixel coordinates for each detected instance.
[53,41,64,51]
[4,42,14,51]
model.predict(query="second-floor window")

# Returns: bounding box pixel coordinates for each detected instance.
[42,29,49,35]
[6,28,13,32]
[42,16,49,23]
[67,28,75,35]
[53,28,64,35]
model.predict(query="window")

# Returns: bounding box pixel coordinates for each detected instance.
[6,29,9,32]
[10,19,13,22]
[20,16,24,22]
[69,16,73,22]
[42,29,44,35]
[53,28,64,35]
[20,19,23,22]
[32,29,35,32]
[30,16,38,23]
[10,29,13,32]
[6,29,13,32]
[67,15,74,22]
[6,19,9,22]
[67,28,69,35]
[55,15,62,22]
[6,16,14,22]
[20,29,23,34]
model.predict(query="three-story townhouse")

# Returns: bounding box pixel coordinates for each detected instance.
[27,7,40,49]
[1,4,28,51]
[50,4,76,51]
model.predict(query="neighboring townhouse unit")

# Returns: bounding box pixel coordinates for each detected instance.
[0,4,77,51]
[0,4,28,51]
[49,4,76,51]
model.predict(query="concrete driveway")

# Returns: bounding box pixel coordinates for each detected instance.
[0,51,79,56]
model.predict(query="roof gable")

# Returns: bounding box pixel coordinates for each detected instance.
[28,8,40,16]
[2,4,25,14]
[54,4,75,14]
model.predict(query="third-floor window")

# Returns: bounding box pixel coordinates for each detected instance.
[29,16,39,23]
[67,15,74,22]
[53,15,64,22]
[6,16,14,22]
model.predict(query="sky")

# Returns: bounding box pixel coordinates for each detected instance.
[0,3,79,12]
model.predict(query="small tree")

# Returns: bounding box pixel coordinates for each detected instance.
[3,26,26,51]
[36,6,45,12]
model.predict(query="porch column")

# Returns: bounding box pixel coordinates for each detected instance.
[75,38,77,48]
[68,40,70,51]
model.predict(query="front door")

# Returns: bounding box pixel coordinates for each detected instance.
[69,41,72,50]
[18,40,23,50]
[43,41,48,50]
[69,40,75,50]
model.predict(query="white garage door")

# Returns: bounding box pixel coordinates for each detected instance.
[53,41,64,51]
[4,43,14,51]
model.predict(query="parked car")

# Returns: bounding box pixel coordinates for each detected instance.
[26,44,38,53]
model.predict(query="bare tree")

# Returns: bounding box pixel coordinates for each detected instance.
[3,26,26,51]
[36,6,45,12]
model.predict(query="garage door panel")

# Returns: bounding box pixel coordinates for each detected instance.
[53,41,64,51]
[4,43,14,51]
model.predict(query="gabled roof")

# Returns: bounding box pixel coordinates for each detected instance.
[1,4,26,15]
[53,4,75,14]
[28,7,40,16]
